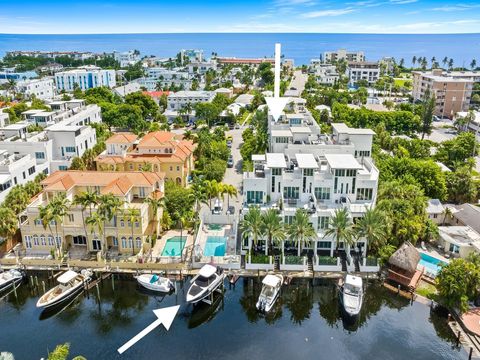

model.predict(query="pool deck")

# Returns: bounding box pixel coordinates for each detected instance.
[196,224,236,258]
[151,230,194,260]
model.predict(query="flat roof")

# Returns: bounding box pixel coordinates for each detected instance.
[295,153,318,169]
[266,153,287,168]
[21,109,44,115]
[271,129,292,137]
[290,127,311,134]
[325,154,362,169]
[2,123,28,130]
[252,154,266,161]
[33,111,55,117]
[332,123,375,135]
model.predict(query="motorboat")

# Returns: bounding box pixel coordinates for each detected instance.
[0,269,23,292]
[186,264,225,304]
[256,273,284,312]
[36,269,92,309]
[340,274,364,317]
[136,273,174,293]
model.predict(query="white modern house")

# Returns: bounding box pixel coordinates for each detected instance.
[16,78,55,100]
[55,66,116,91]
[113,50,140,67]
[137,68,193,91]
[309,63,339,85]
[167,90,215,111]
[241,104,379,272]
[0,150,39,203]
[346,62,380,86]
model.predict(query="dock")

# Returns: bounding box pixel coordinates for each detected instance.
[448,319,480,360]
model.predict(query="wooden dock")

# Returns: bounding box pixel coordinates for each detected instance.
[383,282,414,300]
[448,320,480,360]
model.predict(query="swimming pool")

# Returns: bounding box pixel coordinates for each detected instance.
[204,236,227,256]
[419,253,447,275]
[161,236,187,256]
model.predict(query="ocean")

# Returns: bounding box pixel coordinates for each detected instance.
[0,33,479,66]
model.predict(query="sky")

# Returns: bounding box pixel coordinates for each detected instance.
[1,0,480,34]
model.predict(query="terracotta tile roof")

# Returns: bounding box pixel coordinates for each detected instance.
[138,131,177,147]
[105,132,138,144]
[142,91,170,98]
[101,175,134,195]
[150,190,164,200]
[41,171,164,192]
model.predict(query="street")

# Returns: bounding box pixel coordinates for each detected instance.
[289,69,308,94]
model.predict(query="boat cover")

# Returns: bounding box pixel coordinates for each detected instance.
[345,274,362,288]
[150,275,159,284]
[199,264,217,278]
[57,270,78,284]
[262,274,281,287]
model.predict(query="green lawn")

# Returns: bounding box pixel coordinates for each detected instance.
[415,281,437,300]
[394,78,411,87]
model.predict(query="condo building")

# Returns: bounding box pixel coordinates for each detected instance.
[15,78,55,100]
[96,131,195,186]
[324,49,365,63]
[346,62,380,86]
[55,66,116,92]
[19,171,165,256]
[167,90,215,111]
[412,69,475,119]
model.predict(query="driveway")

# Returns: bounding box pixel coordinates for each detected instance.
[289,70,308,94]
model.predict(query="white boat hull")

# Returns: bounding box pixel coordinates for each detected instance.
[136,274,173,293]
[256,274,283,312]
[0,270,23,292]
[186,274,225,304]
[37,271,91,309]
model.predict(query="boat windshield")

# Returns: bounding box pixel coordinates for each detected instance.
[344,283,360,296]
[195,275,210,287]
[260,286,274,298]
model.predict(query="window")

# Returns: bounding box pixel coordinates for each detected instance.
[317,241,331,249]
[136,237,142,249]
[128,237,133,249]
[303,169,313,176]
[283,187,299,199]
[56,236,61,246]
[67,214,74,222]
[246,191,263,204]
[318,217,329,230]
[449,243,460,254]
[35,152,45,159]
[122,237,127,248]
[272,168,282,176]
[139,187,146,198]
[113,237,118,247]
[357,188,373,201]
[176,166,180,171]
[135,221,139,228]
[33,235,39,246]
[314,187,330,200]
[40,235,46,246]
[120,220,125,227]
[28,166,36,175]
[25,235,32,249]
[284,215,295,225]
[65,146,76,153]
[59,166,68,171]
[275,136,289,143]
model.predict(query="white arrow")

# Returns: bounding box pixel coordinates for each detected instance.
[266,43,288,122]
[117,305,180,355]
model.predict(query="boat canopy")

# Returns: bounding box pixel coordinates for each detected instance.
[198,264,217,278]
[345,274,362,288]
[262,274,281,287]
[57,270,78,284]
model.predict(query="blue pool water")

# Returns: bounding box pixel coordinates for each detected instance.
[204,236,227,256]
[419,253,447,275]
[161,236,186,256]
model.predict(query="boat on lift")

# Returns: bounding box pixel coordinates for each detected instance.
[0,269,23,292]
[186,264,225,304]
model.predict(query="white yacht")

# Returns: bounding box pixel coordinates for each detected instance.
[136,273,174,293]
[186,264,225,304]
[256,273,284,312]
[0,269,23,292]
[36,270,92,309]
[340,274,364,317]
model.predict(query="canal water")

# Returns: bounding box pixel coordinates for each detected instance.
[0,273,465,360]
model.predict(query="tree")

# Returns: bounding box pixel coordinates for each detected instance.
[48,343,70,360]
[97,194,124,254]
[442,56,448,68]
[446,166,478,203]
[144,196,164,235]
[223,184,237,210]
[203,179,221,210]
[354,208,387,255]
[73,190,99,249]
[240,206,264,253]
[442,206,453,225]
[412,56,417,67]
[324,208,355,253]
[471,59,477,70]
[125,92,159,119]
[85,212,104,252]
[261,209,285,256]
[163,180,194,223]
[123,207,139,255]
[420,89,435,140]
[435,132,477,169]
[203,159,227,182]
[0,207,18,247]
[436,258,480,313]
[69,156,86,170]
[287,209,316,256]
[47,194,70,255]
[161,209,173,230]
[448,58,454,70]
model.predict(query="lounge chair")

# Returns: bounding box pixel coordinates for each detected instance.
[421,241,427,251]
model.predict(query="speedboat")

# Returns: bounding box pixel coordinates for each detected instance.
[186,264,225,304]
[36,269,92,309]
[0,269,23,291]
[256,273,283,312]
[340,274,364,317]
[136,273,174,293]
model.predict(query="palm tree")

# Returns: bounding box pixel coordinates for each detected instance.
[442,56,448,68]
[6,78,16,98]
[261,209,285,256]
[47,194,70,255]
[323,208,354,255]
[86,212,104,251]
[184,102,193,122]
[0,207,18,250]
[412,56,417,67]
[240,206,263,254]
[471,59,477,70]
[73,191,98,250]
[287,209,316,256]
[442,206,453,225]
[144,196,164,236]
[448,58,454,70]
[98,194,124,255]
[204,179,221,210]
[224,184,238,210]
[191,179,208,214]
[354,208,387,255]
[123,207,139,256]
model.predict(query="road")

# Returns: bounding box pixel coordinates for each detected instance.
[289,70,308,94]
[223,126,244,213]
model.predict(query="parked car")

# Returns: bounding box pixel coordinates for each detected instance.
[235,124,240,129]
[227,156,234,168]
[226,206,235,215]
[227,140,232,148]
[213,199,223,214]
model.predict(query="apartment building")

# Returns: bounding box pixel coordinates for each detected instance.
[96,131,195,186]
[324,49,365,63]
[242,103,379,270]
[181,49,204,63]
[0,150,38,203]
[412,69,475,118]
[55,66,116,91]
[7,51,96,61]
[167,90,215,111]
[16,78,54,100]
[187,60,217,74]
[216,57,275,68]
[19,171,165,255]
[136,68,193,91]
[113,50,140,67]
[346,62,380,86]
